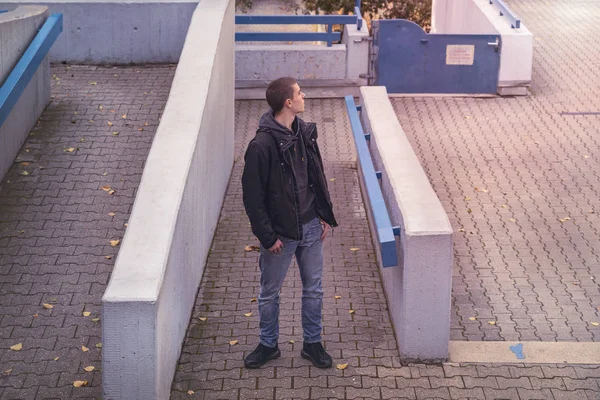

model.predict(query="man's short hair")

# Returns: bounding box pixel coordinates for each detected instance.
[266,77,297,114]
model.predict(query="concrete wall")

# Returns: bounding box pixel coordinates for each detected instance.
[0,0,198,64]
[101,0,234,398]
[432,0,533,94]
[359,86,453,362]
[0,6,51,180]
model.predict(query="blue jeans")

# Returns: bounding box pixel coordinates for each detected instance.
[258,217,324,348]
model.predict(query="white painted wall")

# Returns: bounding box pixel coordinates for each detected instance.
[101,0,234,398]
[0,6,51,180]
[432,0,533,93]
[0,0,198,64]
[359,86,453,362]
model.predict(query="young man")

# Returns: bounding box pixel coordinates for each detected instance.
[241,77,338,369]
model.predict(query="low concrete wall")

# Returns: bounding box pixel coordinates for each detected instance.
[101,0,234,398]
[432,0,533,95]
[0,6,51,180]
[0,0,197,64]
[359,86,453,362]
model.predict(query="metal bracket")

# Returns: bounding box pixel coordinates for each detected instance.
[488,38,500,49]
[353,36,373,43]
[392,226,401,236]
[375,171,382,179]
[359,73,374,79]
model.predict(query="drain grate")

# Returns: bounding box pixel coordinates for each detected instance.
[559,111,600,116]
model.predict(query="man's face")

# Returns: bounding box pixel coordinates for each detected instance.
[288,83,305,114]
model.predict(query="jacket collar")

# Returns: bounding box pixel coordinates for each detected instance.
[259,111,316,151]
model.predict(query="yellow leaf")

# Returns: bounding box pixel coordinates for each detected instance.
[501,204,508,208]
[43,303,54,309]
[244,312,252,317]
[458,228,465,232]
[4,369,12,374]
[488,321,496,325]
[108,189,116,195]
[81,346,89,352]
[250,298,257,303]
[21,162,30,166]
[329,178,335,181]
[121,114,127,119]
[99,105,103,110]
[90,81,97,85]
[144,122,149,126]
[84,366,95,372]
[336,363,348,370]
[229,340,238,345]
[334,295,342,299]
[509,218,516,222]
[95,343,102,348]
[244,245,260,252]
[101,186,111,192]
[91,318,100,322]
[112,132,119,136]
[110,240,120,247]
[105,255,112,260]
[350,248,359,252]
[83,311,91,317]
[21,171,29,176]
[102,172,108,176]
[10,343,22,351]
[584,155,590,159]
[73,380,88,388]
[469,317,477,321]
[138,128,144,131]
[559,217,571,222]
[66,148,76,153]
[188,390,194,395]
[591,322,599,326]
[54,357,59,361]
[108,212,115,217]
[349,309,355,314]
[465,197,471,201]
[107,121,113,126]
[198,317,207,321]
[289,340,295,344]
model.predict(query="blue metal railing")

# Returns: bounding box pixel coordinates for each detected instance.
[489,0,521,29]
[0,10,8,14]
[236,0,362,47]
[344,96,398,268]
[0,14,63,128]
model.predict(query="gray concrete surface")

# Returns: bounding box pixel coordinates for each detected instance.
[0,0,197,64]
[101,0,234,398]
[0,6,51,181]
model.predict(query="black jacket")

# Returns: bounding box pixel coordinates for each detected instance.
[242,112,338,249]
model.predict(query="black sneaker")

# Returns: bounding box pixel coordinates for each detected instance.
[301,342,333,368]
[244,343,280,368]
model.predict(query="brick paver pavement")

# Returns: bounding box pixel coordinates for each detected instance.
[0,64,175,399]
[392,0,600,343]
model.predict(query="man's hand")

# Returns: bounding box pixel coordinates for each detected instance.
[320,221,330,241]
[269,239,284,253]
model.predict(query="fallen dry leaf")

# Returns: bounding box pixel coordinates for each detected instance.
[244,312,252,317]
[336,363,348,370]
[91,318,100,322]
[10,343,22,351]
[349,309,355,314]
[501,204,508,208]
[488,321,496,325]
[73,380,88,388]
[350,248,359,252]
[112,132,119,136]
[559,217,571,222]
[591,322,599,326]
[4,369,12,374]
[122,114,127,119]
[469,317,477,321]
[458,228,465,233]
[107,121,113,127]
[105,255,112,260]
[84,366,95,372]
[187,390,194,395]
[81,346,89,352]
[43,303,54,310]
[244,245,260,252]
[465,197,471,201]
[509,218,517,222]
[90,82,97,85]
[198,317,207,321]
[108,189,116,195]
[21,171,29,176]
[83,311,91,317]
[335,295,342,299]
[95,343,102,348]
[21,162,30,166]
[329,178,336,182]
[229,340,238,345]
[110,240,120,247]
[101,186,111,192]
[250,298,257,303]
[108,212,115,217]
[54,357,59,361]
[584,155,590,159]
[66,148,76,153]
[289,340,295,344]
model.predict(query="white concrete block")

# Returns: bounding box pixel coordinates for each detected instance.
[0,0,198,63]
[235,43,346,80]
[342,19,369,81]
[0,6,51,180]
[101,0,235,398]
[359,86,453,362]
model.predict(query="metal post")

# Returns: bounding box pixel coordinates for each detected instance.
[355,0,362,30]
[327,24,333,47]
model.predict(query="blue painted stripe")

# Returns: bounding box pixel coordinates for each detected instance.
[0,14,63,128]
[344,96,397,268]
[235,14,357,25]
[235,32,341,43]
[0,10,9,14]
[489,0,521,28]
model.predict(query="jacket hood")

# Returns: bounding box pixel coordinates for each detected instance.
[258,111,316,150]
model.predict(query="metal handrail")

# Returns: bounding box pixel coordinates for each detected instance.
[0,14,63,128]
[489,0,521,29]
[344,95,397,268]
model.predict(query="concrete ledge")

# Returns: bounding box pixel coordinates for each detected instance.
[0,0,197,63]
[0,6,50,180]
[359,86,453,362]
[101,0,234,398]
[236,43,346,81]
[235,78,364,99]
